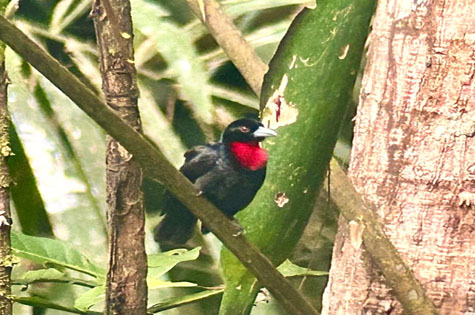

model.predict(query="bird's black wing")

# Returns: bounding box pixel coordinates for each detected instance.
[154,144,219,249]
[180,144,219,183]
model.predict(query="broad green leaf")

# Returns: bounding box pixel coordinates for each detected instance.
[14,268,99,288]
[147,247,201,289]
[132,0,213,124]
[220,0,376,313]
[148,247,201,277]
[277,259,328,277]
[11,231,105,278]
[74,286,105,312]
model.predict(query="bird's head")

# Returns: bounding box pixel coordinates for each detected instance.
[222,118,277,144]
[222,118,277,171]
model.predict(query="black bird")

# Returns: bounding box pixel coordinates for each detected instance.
[154,118,277,250]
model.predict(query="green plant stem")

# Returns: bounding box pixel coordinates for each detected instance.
[184,1,438,314]
[0,16,318,315]
[185,0,268,96]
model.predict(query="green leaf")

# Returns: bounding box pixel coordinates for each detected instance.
[148,247,200,275]
[21,268,66,282]
[277,260,328,277]
[74,286,105,312]
[220,0,376,313]
[148,279,197,290]
[11,231,105,278]
[148,288,224,313]
[8,123,54,237]
[13,268,99,288]
[132,0,213,124]
[13,295,102,314]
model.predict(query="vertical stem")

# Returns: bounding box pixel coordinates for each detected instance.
[0,16,12,315]
[91,0,147,314]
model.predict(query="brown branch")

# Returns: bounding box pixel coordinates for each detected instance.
[185,0,268,96]
[0,15,319,315]
[0,14,12,315]
[184,1,438,314]
[329,160,438,314]
[91,0,147,314]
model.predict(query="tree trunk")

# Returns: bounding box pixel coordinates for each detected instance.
[323,1,475,314]
[91,0,147,314]
[0,43,12,315]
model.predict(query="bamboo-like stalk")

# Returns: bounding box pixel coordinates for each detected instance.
[184,1,437,314]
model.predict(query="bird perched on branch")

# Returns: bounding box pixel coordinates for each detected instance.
[154,118,277,250]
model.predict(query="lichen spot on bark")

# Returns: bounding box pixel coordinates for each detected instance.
[262,74,298,129]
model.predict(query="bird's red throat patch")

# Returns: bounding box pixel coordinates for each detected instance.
[230,142,268,171]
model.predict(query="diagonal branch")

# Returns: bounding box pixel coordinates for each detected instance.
[0,15,319,315]
[185,0,268,96]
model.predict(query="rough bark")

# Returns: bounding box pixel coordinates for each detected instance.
[323,1,475,314]
[0,46,12,315]
[91,0,147,314]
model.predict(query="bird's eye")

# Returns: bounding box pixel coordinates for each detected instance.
[239,126,250,133]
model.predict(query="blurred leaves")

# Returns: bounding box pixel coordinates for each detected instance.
[5,0,331,314]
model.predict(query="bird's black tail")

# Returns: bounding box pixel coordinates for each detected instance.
[154,204,197,251]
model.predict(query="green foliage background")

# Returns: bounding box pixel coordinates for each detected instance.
[4,0,357,314]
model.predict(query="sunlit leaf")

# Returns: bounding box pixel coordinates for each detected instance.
[74,286,105,312]
[11,231,105,278]
[148,279,198,290]
[148,247,201,277]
